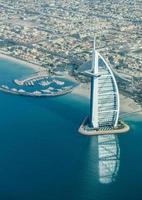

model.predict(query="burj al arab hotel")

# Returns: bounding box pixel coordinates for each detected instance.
[79,39,129,135]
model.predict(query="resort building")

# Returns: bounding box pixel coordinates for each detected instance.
[79,39,129,135]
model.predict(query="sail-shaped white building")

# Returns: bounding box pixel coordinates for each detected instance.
[79,39,129,135]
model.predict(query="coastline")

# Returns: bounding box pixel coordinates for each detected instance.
[0,52,142,119]
[0,52,77,82]
[72,84,142,117]
[0,51,44,72]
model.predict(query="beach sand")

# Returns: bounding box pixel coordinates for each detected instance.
[72,83,142,116]
[0,52,44,72]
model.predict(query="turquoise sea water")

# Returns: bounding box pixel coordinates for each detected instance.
[0,58,142,200]
[0,59,75,94]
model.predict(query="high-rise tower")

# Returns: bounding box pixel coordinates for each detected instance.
[79,39,129,135]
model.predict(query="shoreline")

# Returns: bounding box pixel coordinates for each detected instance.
[0,52,44,72]
[0,52,77,83]
[72,84,142,118]
[0,52,142,119]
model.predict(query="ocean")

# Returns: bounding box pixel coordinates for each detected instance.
[0,58,142,200]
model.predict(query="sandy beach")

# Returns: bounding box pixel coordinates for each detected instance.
[72,83,142,117]
[0,51,142,118]
[0,51,44,72]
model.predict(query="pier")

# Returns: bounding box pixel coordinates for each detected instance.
[0,85,73,97]
[14,69,49,86]
[0,67,76,97]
